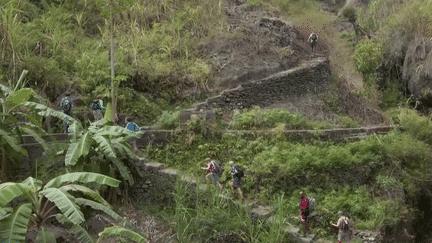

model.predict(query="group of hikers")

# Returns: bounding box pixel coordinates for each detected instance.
[59,92,140,152]
[201,159,353,242]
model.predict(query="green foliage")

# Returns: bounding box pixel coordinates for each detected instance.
[276,0,317,16]
[352,39,383,74]
[232,106,330,130]
[97,226,147,243]
[338,115,360,128]
[341,6,357,23]
[156,110,180,130]
[375,175,404,190]
[24,101,144,186]
[379,82,406,109]
[0,173,122,243]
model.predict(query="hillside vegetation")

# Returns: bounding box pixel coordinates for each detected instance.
[1,0,432,242]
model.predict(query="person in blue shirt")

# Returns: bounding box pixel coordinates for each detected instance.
[125,117,140,152]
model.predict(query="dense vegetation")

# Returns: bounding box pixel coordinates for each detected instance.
[1,0,432,242]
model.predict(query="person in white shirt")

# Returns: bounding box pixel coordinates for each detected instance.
[307,32,319,58]
[330,211,351,243]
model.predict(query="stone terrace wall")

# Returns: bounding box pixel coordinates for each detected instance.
[195,59,331,111]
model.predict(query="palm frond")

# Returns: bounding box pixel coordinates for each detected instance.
[20,126,50,151]
[0,83,13,96]
[21,177,43,192]
[23,101,83,131]
[35,226,57,243]
[0,127,27,155]
[93,135,117,158]
[59,184,111,208]
[65,142,80,166]
[98,226,147,243]
[0,203,33,243]
[75,198,125,224]
[65,132,92,166]
[0,183,33,207]
[56,214,94,243]
[96,126,135,137]
[0,207,13,220]
[111,143,144,178]
[5,88,34,110]
[110,157,134,185]
[68,121,84,141]
[40,188,85,225]
[44,172,121,189]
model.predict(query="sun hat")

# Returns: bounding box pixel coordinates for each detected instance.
[229,161,234,165]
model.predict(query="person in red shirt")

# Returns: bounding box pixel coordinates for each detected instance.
[201,158,223,189]
[299,191,310,237]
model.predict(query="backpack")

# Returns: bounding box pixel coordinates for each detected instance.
[126,122,140,132]
[91,100,102,111]
[311,34,317,41]
[235,166,244,178]
[340,216,350,232]
[307,196,315,213]
[61,97,72,113]
[213,161,222,175]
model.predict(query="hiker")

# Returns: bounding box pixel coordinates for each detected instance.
[60,92,73,133]
[307,32,318,58]
[91,95,104,121]
[229,161,246,200]
[125,117,140,153]
[331,211,351,243]
[201,158,223,190]
[299,191,310,237]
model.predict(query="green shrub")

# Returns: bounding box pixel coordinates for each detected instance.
[341,6,357,23]
[338,115,360,128]
[232,106,316,130]
[156,110,180,130]
[352,39,383,74]
[379,82,406,109]
[375,175,404,190]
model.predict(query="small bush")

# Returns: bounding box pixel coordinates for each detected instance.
[352,39,383,74]
[156,110,180,130]
[338,115,360,128]
[379,82,406,109]
[341,6,357,23]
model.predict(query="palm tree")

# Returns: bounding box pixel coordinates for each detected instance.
[0,172,145,243]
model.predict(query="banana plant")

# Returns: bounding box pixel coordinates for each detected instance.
[0,172,124,243]
[24,101,145,186]
[0,71,52,182]
[97,226,147,243]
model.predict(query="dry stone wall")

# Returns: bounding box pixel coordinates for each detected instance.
[195,59,331,111]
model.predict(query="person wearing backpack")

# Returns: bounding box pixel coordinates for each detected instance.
[59,92,73,133]
[229,161,246,200]
[307,32,318,58]
[201,158,223,189]
[299,191,310,237]
[331,211,351,243]
[125,117,140,153]
[91,95,104,122]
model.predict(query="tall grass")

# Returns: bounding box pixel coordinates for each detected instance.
[172,177,295,243]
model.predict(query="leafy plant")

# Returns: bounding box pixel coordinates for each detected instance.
[352,39,383,74]
[23,101,145,188]
[97,226,147,243]
[0,172,124,243]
